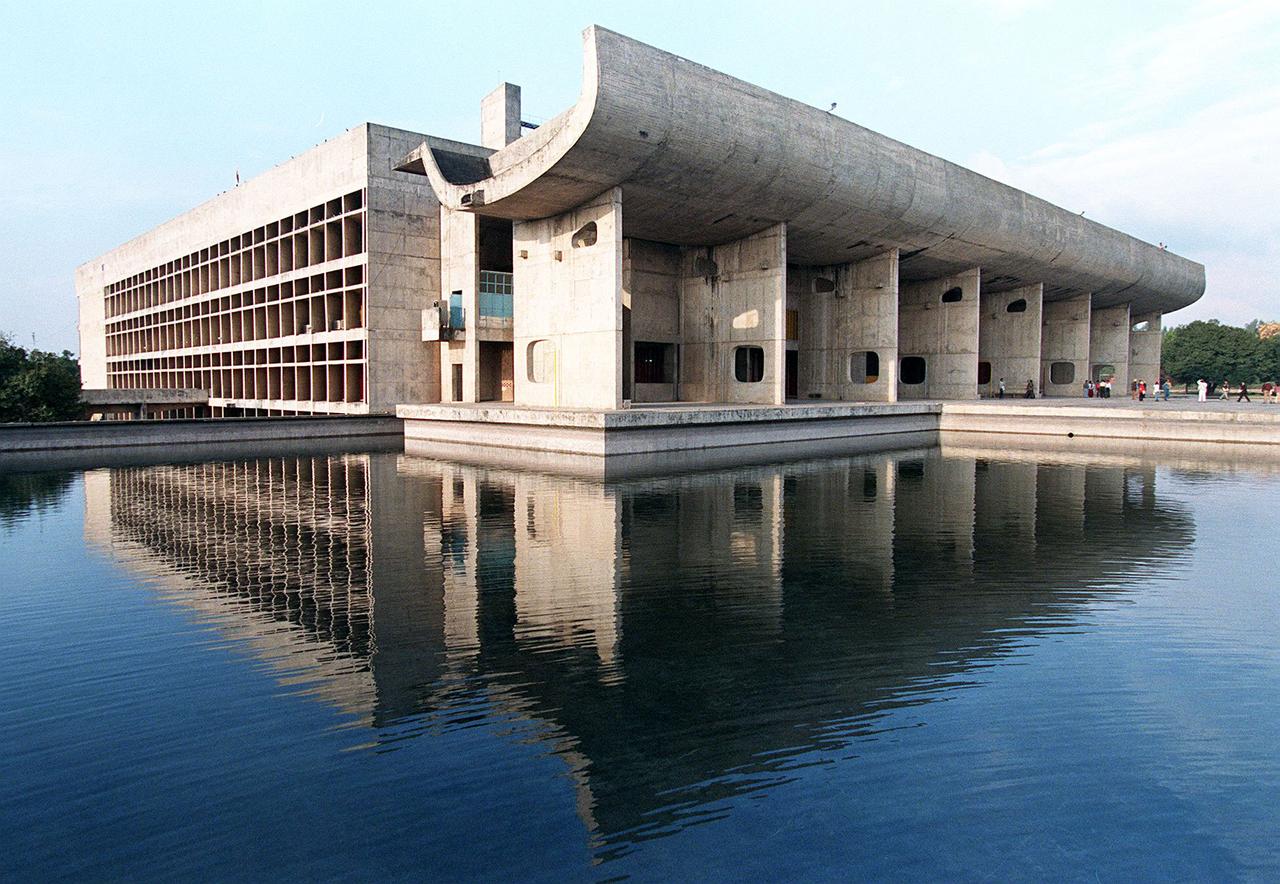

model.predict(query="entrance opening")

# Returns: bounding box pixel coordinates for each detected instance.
[451,363,463,402]
[785,350,798,398]
[977,361,992,385]
[479,341,513,402]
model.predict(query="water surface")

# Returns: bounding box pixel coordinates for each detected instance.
[2,442,1278,880]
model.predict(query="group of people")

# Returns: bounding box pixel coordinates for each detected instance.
[1083,378,1113,398]
[996,378,1037,399]
[1084,377,1172,401]
[1195,379,1280,403]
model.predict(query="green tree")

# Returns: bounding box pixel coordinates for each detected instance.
[0,334,83,422]
[1161,320,1263,385]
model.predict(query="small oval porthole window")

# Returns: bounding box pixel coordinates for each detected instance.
[1006,298,1027,313]
[812,277,836,294]
[571,221,598,248]
[941,287,963,303]
[1050,361,1075,385]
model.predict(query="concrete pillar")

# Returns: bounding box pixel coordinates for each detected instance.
[622,238,682,403]
[1039,293,1090,397]
[481,83,521,150]
[1089,302,1131,393]
[793,249,899,402]
[897,267,980,400]
[978,282,1042,398]
[513,187,624,409]
[679,223,787,404]
[514,472,621,668]
[440,207,480,403]
[1129,311,1163,388]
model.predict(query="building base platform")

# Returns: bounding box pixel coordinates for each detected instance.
[397,398,1280,476]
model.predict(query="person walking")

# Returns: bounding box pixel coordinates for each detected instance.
[1025,379,1035,399]
[1219,380,1230,400]
[1138,380,1147,402]
[1262,381,1273,404]
[998,377,1006,399]
[1162,378,1171,401]
[1237,381,1251,403]
[1197,378,1208,402]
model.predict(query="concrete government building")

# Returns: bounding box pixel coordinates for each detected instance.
[77,26,1203,424]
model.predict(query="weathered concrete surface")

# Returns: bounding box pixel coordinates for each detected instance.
[978,283,1042,397]
[1089,302,1132,390]
[897,268,980,401]
[793,249,899,403]
[622,238,682,402]
[82,388,208,406]
[680,224,787,405]
[1040,293,1090,397]
[480,83,522,150]
[1129,311,1163,388]
[513,187,624,409]
[940,402,1280,445]
[0,415,402,455]
[439,206,480,401]
[408,26,1204,318]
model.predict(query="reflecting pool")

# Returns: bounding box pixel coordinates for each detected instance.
[2,441,1279,880]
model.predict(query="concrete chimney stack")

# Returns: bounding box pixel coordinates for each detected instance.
[481,83,522,149]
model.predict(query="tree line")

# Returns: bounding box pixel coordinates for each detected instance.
[0,334,83,423]
[1162,320,1280,386]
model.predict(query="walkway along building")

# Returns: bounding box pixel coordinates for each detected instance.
[77,26,1203,420]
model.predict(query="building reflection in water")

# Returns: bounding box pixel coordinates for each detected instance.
[85,444,1195,857]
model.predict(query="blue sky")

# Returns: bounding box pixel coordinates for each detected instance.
[1,0,1275,353]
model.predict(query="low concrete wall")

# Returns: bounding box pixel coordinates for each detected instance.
[939,403,1280,445]
[0,415,403,454]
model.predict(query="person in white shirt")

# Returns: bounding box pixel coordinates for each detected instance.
[1197,378,1208,402]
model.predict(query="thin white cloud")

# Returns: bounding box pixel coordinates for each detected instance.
[967,1,1280,325]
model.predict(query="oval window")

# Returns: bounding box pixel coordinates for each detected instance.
[1006,298,1027,313]
[941,287,963,303]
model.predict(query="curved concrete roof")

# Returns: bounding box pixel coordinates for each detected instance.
[405,26,1204,315]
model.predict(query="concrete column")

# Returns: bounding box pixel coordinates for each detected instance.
[793,249,899,402]
[897,267,980,400]
[622,238,682,403]
[481,83,521,150]
[1129,311,1163,387]
[679,223,787,404]
[1089,302,1131,393]
[513,472,620,667]
[513,187,624,409]
[440,207,480,402]
[1040,293,1090,397]
[978,282,1042,398]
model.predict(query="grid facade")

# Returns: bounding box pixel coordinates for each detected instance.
[103,190,369,415]
[107,456,374,659]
